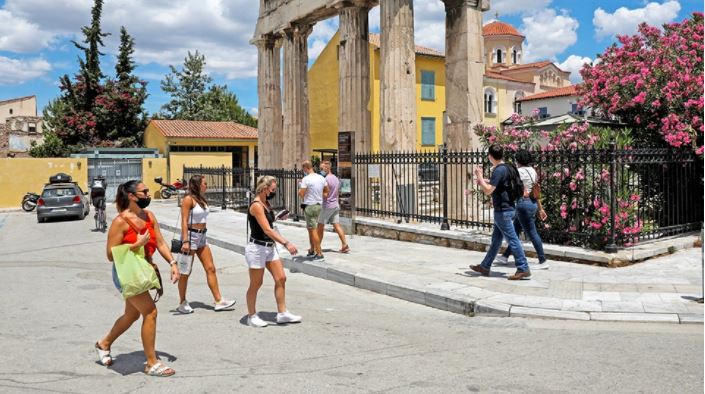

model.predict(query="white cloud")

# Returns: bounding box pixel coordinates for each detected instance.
[1,0,260,80]
[593,1,681,39]
[308,17,339,61]
[521,9,579,62]
[0,56,52,85]
[413,0,445,50]
[558,55,593,83]
[0,9,55,52]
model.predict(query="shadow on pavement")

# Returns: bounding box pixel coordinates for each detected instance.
[106,350,178,376]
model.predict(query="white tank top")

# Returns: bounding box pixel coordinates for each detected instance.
[190,202,209,224]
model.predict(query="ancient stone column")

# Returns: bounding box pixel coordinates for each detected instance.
[443,0,489,150]
[338,4,372,154]
[282,24,313,169]
[442,0,490,224]
[255,34,283,169]
[379,0,416,152]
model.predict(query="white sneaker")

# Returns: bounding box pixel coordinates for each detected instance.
[532,261,550,270]
[214,298,236,311]
[247,313,268,328]
[176,301,194,314]
[494,255,509,265]
[276,310,302,324]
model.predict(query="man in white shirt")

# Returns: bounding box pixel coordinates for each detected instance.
[298,160,328,261]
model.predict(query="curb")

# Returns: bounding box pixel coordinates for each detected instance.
[160,222,703,324]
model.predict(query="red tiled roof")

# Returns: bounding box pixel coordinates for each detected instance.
[484,71,534,84]
[368,33,444,57]
[0,95,35,106]
[518,85,578,101]
[150,119,257,139]
[482,21,524,38]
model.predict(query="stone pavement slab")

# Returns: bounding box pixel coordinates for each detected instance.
[150,201,704,324]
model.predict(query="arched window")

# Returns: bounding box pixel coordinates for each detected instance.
[512,49,518,64]
[495,48,503,64]
[484,88,496,114]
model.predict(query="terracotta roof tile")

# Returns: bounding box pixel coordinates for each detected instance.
[150,119,257,139]
[518,85,578,101]
[482,21,524,38]
[368,33,444,57]
[502,61,554,71]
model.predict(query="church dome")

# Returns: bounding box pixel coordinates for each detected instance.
[482,21,524,38]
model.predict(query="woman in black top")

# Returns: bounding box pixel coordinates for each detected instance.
[245,176,300,327]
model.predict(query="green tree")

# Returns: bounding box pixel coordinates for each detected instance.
[160,51,256,126]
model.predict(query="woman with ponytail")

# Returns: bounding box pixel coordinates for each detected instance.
[175,175,235,314]
[95,180,180,377]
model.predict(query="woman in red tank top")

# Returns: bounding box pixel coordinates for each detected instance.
[94,180,180,377]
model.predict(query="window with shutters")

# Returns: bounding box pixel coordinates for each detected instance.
[421,117,436,146]
[421,70,435,101]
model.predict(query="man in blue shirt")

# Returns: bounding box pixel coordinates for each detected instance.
[470,145,531,280]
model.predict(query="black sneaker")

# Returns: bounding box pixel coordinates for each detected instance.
[306,250,315,257]
[312,254,325,262]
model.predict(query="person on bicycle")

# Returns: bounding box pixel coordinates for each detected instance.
[91,176,108,229]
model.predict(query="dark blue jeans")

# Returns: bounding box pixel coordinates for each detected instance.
[481,209,529,272]
[502,198,546,263]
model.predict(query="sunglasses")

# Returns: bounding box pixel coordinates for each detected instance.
[134,189,150,194]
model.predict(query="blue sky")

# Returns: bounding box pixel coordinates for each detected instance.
[0,0,701,117]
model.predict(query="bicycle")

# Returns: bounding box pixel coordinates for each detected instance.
[94,197,107,232]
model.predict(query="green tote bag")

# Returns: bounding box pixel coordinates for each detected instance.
[111,244,161,299]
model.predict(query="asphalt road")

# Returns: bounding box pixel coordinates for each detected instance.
[0,210,702,393]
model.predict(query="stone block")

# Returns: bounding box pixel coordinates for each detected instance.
[641,301,689,314]
[589,312,679,323]
[582,291,621,302]
[386,283,426,305]
[354,274,387,295]
[678,314,704,324]
[514,295,563,310]
[564,249,610,264]
[327,268,355,287]
[299,262,328,280]
[473,300,510,316]
[510,306,590,320]
[601,301,644,313]
[561,300,602,312]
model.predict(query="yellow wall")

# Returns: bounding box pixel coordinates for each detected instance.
[141,158,167,199]
[309,34,448,153]
[143,123,168,155]
[0,158,88,209]
[168,152,232,182]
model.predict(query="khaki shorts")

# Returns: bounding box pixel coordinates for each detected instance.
[304,204,321,229]
[318,207,340,225]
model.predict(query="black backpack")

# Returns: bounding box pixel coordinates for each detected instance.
[501,163,524,201]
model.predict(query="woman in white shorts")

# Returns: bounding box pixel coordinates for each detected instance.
[176,175,235,314]
[245,176,300,327]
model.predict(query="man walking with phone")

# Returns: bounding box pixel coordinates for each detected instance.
[317,160,350,254]
[299,160,328,261]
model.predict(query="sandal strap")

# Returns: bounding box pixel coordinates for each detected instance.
[146,362,173,376]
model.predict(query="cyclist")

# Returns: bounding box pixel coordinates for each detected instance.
[91,176,108,231]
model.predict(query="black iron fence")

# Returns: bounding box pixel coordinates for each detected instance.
[183,145,702,250]
[353,145,703,249]
[182,165,306,219]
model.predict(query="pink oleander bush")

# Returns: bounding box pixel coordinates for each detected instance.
[579,12,704,155]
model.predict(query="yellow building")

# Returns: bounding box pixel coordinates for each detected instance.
[143,119,257,181]
[308,20,572,153]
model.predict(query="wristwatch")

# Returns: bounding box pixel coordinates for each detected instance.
[169,260,177,266]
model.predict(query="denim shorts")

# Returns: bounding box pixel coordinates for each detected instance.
[185,229,208,250]
[245,243,280,269]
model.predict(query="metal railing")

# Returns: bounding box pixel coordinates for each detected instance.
[183,145,702,250]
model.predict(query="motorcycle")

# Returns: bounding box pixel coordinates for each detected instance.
[154,176,185,199]
[22,192,40,212]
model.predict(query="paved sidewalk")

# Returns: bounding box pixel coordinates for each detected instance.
[151,202,704,324]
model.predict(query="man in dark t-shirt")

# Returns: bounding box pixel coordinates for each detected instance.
[470,145,530,280]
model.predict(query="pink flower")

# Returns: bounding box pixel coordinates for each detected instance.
[569,182,577,191]
[590,222,603,230]
[629,194,641,202]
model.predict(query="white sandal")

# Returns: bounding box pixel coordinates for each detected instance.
[144,361,175,377]
[95,342,113,366]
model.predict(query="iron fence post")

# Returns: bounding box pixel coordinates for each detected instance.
[440,144,450,230]
[293,166,300,222]
[221,165,227,210]
[605,141,618,253]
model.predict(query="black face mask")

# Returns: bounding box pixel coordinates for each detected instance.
[136,197,151,209]
[266,192,276,201]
